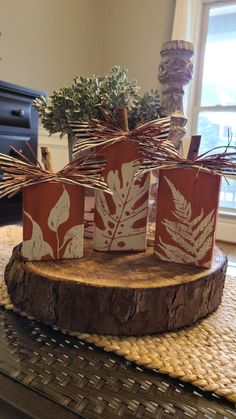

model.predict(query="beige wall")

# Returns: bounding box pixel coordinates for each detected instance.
[99,0,175,92]
[0,0,103,94]
[0,0,175,94]
[1,0,175,169]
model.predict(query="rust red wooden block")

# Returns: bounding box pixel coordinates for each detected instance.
[22,181,84,261]
[94,140,150,252]
[154,168,221,268]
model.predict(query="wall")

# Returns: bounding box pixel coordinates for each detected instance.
[99,0,175,92]
[0,0,175,169]
[0,0,175,94]
[0,0,105,169]
[0,0,103,94]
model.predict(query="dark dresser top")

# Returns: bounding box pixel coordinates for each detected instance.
[0,80,47,99]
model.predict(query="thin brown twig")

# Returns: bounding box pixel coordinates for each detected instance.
[0,150,111,198]
[25,141,44,169]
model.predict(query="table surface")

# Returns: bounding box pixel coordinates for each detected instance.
[0,308,235,419]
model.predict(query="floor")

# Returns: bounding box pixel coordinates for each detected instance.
[217,240,236,275]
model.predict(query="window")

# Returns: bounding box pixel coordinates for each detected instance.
[194,2,236,211]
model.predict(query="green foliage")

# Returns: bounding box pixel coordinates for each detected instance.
[99,66,140,113]
[129,89,166,129]
[34,66,165,137]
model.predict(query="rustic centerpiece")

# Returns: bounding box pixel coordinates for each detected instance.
[1,45,232,336]
[2,121,231,336]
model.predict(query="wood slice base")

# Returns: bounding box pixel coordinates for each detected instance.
[4,242,227,335]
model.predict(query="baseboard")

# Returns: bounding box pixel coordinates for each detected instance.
[216,215,236,243]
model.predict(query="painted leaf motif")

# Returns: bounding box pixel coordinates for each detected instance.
[48,186,70,232]
[22,211,54,260]
[190,209,204,227]
[94,161,150,251]
[162,220,195,255]
[165,176,192,223]
[156,177,216,267]
[155,238,195,264]
[193,209,215,240]
[62,224,84,259]
[196,235,213,264]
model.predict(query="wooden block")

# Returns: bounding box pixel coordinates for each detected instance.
[94,139,150,251]
[22,181,84,261]
[187,135,201,160]
[154,168,221,268]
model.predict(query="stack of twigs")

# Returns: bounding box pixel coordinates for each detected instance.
[71,108,171,156]
[0,145,110,200]
[136,138,236,179]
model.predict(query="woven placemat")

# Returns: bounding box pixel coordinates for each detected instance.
[0,276,236,405]
[0,225,235,405]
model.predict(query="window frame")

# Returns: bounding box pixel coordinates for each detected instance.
[192,0,236,136]
[189,0,236,242]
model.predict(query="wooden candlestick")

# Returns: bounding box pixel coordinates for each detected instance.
[158,40,194,152]
[158,40,193,115]
[41,146,54,172]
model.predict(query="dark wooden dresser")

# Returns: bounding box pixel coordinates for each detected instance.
[0,81,46,225]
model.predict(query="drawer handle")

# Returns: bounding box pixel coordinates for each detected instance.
[11,109,25,117]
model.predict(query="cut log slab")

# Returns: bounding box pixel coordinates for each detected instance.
[4,241,227,336]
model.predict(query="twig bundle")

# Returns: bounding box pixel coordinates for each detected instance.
[71,109,171,157]
[136,138,236,179]
[0,146,110,200]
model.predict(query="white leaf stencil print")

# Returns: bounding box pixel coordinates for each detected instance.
[48,186,70,232]
[22,211,54,260]
[61,224,84,259]
[47,186,71,258]
[155,176,215,267]
[94,161,150,251]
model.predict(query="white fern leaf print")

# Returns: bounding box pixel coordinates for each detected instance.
[163,220,193,243]
[165,176,192,223]
[192,209,215,239]
[48,186,70,232]
[155,238,196,264]
[22,211,54,260]
[156,177,216,267]
[190,209,204,227]
[162,220,195,254]
[94,161,150,251]
[196,236,213,267]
